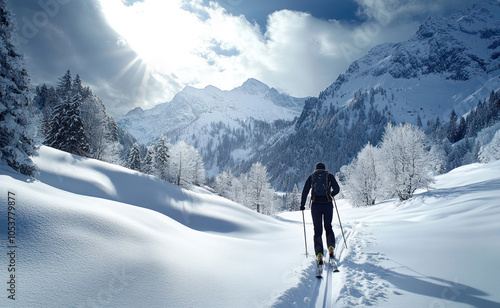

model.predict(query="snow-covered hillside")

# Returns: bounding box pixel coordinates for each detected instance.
[0,146,306,307]
[1,146,499,307]
[118,78,306,175]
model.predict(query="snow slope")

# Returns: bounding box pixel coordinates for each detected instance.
[1,146,500,307]
[277,160,500,307]
[0,146,306,307]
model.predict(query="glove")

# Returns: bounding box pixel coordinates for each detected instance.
[300,204,305,211]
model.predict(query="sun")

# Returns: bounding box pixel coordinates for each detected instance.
[99,0,207,75]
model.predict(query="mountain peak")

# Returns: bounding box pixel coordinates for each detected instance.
[237,78,270,94]
[124,106,144,117]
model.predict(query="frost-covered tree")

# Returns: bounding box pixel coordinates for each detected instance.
[214,168,234,200]
[44,93,90,157]
[214,163,277,214]
[0,0,37,176]
[379,123,435,201]
[478,129,500,163]
[191,146,206,186]
[127,142,142,171]
[342,142,383,206]
[79,94,119,161]
[248,162,273,213]
[170,141,205,186]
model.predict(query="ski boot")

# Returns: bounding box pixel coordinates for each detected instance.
[317,253,324,265]
[329,246,335,260]
[316,253,324,278]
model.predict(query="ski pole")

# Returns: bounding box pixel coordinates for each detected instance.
[302,209,308,258]
[333,196,348,249]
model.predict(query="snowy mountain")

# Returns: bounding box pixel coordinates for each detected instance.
[1,145,499,307]
[253,1,500,191]
[118,78,306,175]
[319,1,500,123]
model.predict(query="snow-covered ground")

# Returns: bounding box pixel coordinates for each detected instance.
[1,146,499,307]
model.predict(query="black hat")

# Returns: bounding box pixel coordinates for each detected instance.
[316,162,326,170]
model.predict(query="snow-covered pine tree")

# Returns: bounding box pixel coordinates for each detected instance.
[57,70,73,101]
[73,74,84,97]
[127,142,142,171]
[44,92,90,157]
[153,135,170,181]
[34,84,59,137]
[0,0,37,176]
[142,146,155,175]
[286,184,301,211]
[447,109,459,143]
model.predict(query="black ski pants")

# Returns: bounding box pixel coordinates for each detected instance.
[311,202,335,257]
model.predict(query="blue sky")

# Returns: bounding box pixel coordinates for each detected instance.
[9,0,493,116]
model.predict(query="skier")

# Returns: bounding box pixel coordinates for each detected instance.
[300,162,340,266]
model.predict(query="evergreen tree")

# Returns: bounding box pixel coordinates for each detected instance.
[142,146,155,175]
[45,93,90,157]
[287,184,301,211]
[154,135,170,181]
[447,109,459,143]
[34,84,59,137]
[73,74,84,96]
[457,117,466,141]
[57,70,73,101]
[416,114,423,127]
[0,0,37,176]
[127,142,142,171]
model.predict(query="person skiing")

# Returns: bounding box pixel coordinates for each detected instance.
[300,162,340,266]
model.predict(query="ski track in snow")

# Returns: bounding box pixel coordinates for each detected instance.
[335,223,390,307]
[272,220,415,307]
[271,222,389,308]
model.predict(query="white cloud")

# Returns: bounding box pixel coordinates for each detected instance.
[98,0,485,110]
